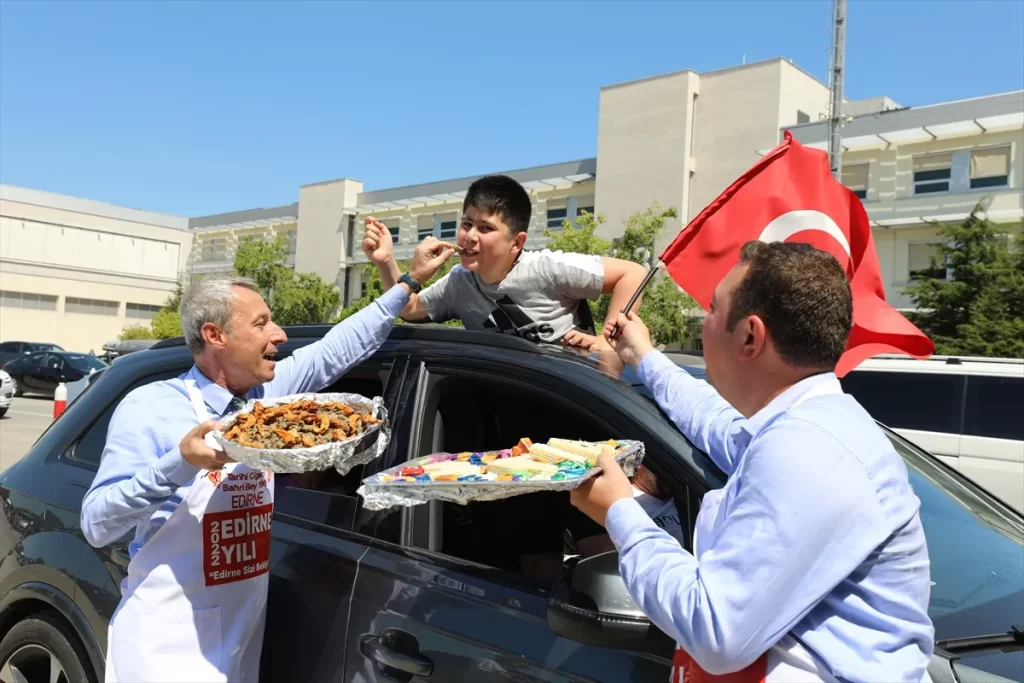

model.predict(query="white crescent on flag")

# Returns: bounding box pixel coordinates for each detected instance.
[757,210,852,259]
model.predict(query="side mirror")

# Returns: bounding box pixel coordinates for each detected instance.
[546,551,674,656]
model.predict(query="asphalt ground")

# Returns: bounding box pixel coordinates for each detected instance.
[0,396,54,472]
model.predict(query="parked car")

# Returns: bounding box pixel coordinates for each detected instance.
[0,342,63,367]
[841,354,1024,513]
[0,370,13,418]
[1,327,1021,683]
[1,351,108,398]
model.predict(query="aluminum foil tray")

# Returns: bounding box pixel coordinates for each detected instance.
[211,392,390,475]
[357,439,644,511]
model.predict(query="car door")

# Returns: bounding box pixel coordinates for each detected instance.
[258,355,414,682]
[40,353,66,392]
[344,353,695,682]
[19,352,49,391]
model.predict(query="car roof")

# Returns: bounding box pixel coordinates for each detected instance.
[852,354,1024,377]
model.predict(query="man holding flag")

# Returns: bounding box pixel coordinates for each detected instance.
[570,133,936,682]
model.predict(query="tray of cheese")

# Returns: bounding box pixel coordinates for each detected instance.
[356,438,644,510]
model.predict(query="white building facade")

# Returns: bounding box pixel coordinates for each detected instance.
[0,185,192,353]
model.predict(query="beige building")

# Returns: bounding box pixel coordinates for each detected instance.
[786,90,1024,309]
[0,185,191,352]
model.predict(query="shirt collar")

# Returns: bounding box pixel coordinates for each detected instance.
[740,371,839,437]
[186,365,245,418]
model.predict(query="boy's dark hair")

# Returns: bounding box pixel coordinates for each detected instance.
[727,241,852,370]
[463,175,532,235]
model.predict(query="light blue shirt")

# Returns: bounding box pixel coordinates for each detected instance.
[80,285,410,557]
[605,351,935,681]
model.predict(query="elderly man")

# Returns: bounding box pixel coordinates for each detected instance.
[81,240,453,683]
[572,241,934,682]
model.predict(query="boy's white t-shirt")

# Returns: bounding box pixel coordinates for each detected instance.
[633,487,685,546]
[418,249,605,343]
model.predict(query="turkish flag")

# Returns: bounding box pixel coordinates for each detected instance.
[661,131,934,377]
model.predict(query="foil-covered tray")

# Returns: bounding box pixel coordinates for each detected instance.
[210,392,390,475]
[357,439,644,511]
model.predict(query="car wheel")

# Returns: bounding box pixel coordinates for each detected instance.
[10,376,22,397]
[0,612,93,683]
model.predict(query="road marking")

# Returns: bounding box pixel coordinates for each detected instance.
[4,408,54,418]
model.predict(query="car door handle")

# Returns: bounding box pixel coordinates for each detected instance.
[111,547,131,568]
[360,633,433,677]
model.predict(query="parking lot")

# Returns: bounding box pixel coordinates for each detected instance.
[0,396,54,472]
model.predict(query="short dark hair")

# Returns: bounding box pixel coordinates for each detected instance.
[463,175,532,235]
[727,241,852,370]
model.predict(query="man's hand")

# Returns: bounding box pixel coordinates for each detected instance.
[362,217,395,266]
[180,420,234,471]
[603,312,655,368]
[562,329,613,353]
[409,236,455,285]
[570,447,635,527]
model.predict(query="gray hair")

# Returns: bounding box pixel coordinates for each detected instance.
[180,276,260,355]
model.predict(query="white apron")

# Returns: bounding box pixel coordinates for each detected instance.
[670,379,844,683]
[106,380,275,683]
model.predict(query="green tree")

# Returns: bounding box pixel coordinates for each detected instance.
[151,309,183,340]
[906,204,1024,357]
[234,236,340,325]
[545,204,699,347]
[118,324,155,341]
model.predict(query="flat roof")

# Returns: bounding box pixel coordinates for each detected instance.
[0,183,189,231]
[786,90,1024,149]
[188,203,299,231]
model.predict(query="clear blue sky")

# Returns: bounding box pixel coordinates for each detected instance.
[1,0,1022,218]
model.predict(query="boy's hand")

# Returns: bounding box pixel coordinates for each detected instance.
[569,447,634,527]
[409,237,455,285]
[603,312,655,368]
[362,217,394,266]
[562,330,612,353]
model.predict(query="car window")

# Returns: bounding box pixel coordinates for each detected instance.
[45,353,64,370]
[406,364,690,589]
[0,342,19,353]
[963,375,1024,441]
[273,361,393,530]
[68,369,185,466]
[24,352,46,366]
[64,353,107,373]
[839,371,964,434]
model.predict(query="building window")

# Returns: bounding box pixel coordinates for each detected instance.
[842,164,869,200]
[360,270,371,298]
[969,146,1010,189]
[796,110,810,124]
[913,153,952,195]
[66,297,119,316]
[126,303,163,320]
[417,215,435,241]
[0,290,58,311]
[439,220,457,241]
[575,194,596,219]
[908,241,946,281]
[385,224,400,244]
[285,230,298,256]
[547,203,568,229]
[200,237,228,261]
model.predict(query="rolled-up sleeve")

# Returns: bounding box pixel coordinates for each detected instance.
[80,395,199,548]
[264,284,410,396]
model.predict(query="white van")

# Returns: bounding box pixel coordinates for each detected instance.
[840,355,1024,512]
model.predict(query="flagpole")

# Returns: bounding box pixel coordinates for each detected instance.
[827,0,847,179]
[608,264,660,339]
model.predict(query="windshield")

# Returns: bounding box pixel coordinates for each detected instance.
[65,354,108,372]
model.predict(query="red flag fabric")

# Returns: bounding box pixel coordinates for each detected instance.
[660,131,934,377]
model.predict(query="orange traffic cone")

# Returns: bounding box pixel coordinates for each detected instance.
[54,382,67,419]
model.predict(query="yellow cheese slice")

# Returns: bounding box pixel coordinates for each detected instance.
[546,439,607,463]
[484,455,559,475]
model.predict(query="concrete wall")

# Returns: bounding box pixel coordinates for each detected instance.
[595,70,699,249]
[295,179,362,292]
[0,186,191,351]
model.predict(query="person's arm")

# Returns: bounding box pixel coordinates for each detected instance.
[599,257,648,329]
[363,217,442,323]
[264,284,410,397]
[376,256,434,323]
[80,395,201,548]
[636,350,747,476]
[604,420,891,675]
